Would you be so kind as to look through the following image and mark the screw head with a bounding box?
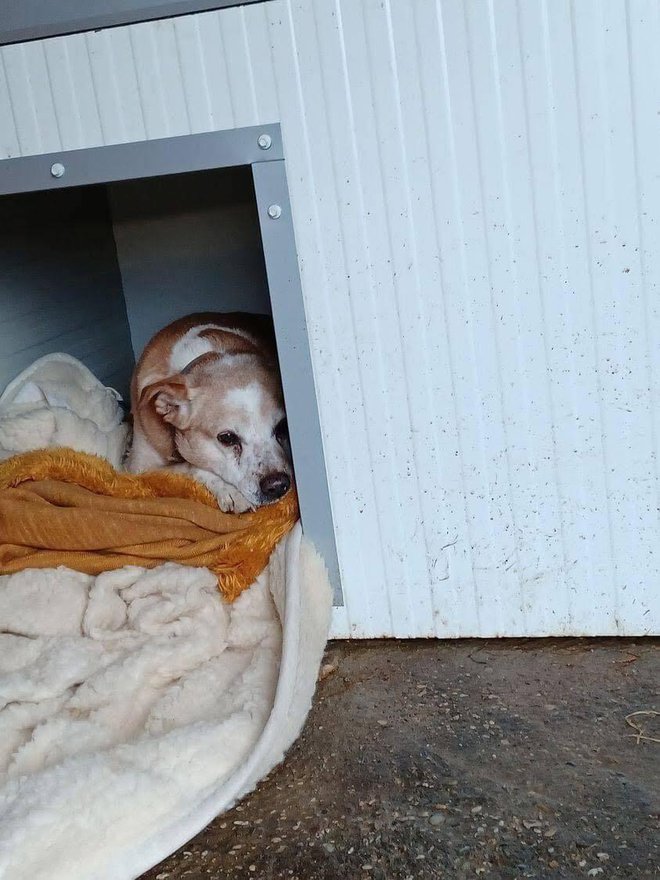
[267,204,282,219]
[50,162,65,178]
[257,133,272,150]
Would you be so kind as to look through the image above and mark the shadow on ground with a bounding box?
[141,639,658,879]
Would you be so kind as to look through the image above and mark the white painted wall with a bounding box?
[1,0,658,638]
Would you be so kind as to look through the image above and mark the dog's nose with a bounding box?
[259,472,291,501]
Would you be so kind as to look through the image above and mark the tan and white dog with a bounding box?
[126,312,292,512]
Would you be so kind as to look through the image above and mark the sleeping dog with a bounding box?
[126,313,292,512]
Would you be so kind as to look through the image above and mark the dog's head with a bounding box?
[140,351,292,508]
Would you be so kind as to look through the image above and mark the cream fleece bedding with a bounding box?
[0,355,332,880]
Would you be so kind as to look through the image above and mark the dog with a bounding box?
[125,312,293,513]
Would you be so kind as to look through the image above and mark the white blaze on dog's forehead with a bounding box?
[169,324,258,373]
[170,329,214,373]
[224,381,266,413]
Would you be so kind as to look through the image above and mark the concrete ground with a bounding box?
[142,639,658,880]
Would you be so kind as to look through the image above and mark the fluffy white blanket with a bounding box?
[0,356,332,880]
[0,353,129,468]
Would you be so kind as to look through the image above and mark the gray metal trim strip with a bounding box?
[252,160,343,604]
[0,126,283,195]
[0,0,265,47]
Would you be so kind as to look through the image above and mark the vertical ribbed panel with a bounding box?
[0,0,658,638]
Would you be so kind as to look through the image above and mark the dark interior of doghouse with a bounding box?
[0,166,270,399]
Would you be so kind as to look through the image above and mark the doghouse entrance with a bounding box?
[0,125,341,602]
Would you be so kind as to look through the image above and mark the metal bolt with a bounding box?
[257,133,272,150]
[267,204,282,220]
[50,162,65,178]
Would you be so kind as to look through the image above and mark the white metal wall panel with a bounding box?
[0,0,658,638]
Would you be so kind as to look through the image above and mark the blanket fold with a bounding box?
[0,448,299,602]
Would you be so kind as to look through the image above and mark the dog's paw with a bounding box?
[216,489,253,514]
[185,468,252,513]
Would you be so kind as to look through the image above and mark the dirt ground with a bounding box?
[141,639,658,880]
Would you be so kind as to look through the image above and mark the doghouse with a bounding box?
[0,0,658,639]
[0,126,342,608]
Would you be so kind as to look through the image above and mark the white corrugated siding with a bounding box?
[1,0,658,638]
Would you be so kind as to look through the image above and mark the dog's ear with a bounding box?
[139,377,193,429]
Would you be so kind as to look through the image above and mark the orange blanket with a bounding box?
[0,448,299,602]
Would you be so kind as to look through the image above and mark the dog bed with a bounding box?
[0,355,332,880]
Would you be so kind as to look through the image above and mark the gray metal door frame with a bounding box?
[0,124,342,602]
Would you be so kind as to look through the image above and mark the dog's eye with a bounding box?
[217,431,241,449]
[274,418,289,447]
